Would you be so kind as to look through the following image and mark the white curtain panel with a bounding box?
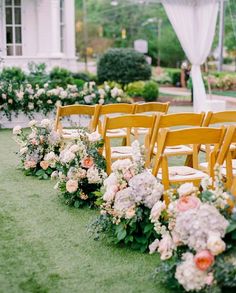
[161,0,219,112]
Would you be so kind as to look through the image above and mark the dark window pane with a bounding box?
[6,45,14,56]
[5,0,12,6]
[14,0,21,6]
[60,9,64,23]
[15,45,22,56]
[6,26,13,43]
[15,27,22,43]
[6,8,12,24]
[14,8,21,24]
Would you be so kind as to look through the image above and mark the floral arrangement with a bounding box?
[0,81,131,120]
[53,130,107,208]
[13,119,61,179]
[90,141,164,252]
[79,81,130,105]
[150,168,236,292]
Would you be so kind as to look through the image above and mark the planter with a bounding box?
[0,111,91,129]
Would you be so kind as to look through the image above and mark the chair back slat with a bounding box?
[134,102,170,114]
[203,111,236,126]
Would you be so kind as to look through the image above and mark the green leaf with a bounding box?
[116,225,127,241]
[143,223,153,234]
[226,222,236,234]
[231,230,236,240]
[74,200,82,208]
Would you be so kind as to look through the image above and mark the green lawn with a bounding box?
[0,129,171,293]
[212,90,236,98]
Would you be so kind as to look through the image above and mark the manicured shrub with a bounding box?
[27,62,49,87]
[142,81,159,102]
[125,81,146,97]
[49,67,74,88]
[0,67,26,83]
[72,72,91,82]
[97,48,151,85]
[165,68,181,86]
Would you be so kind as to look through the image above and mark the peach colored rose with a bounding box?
[194,250,214,271]
[81,157,94,168]
[24,160,37,169]
[207,232,226,255]
[40,160,49,170]
[125,206,136,219]
[177,195,201,212]
[66,179,78,193]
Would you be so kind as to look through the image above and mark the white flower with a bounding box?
[103,185,118,202]
[150,201,166,223]
[13,125,22,135]
[149,239,160,254]
[117,97,122,102]
[113,187,135,215]
[177,183,196,197]
[84,95,93,104]
[69,144,81,153]
[201,176,212,191]
[207,232,226,255]
[28,102,34,110]
[51,171,59,179]
[87,131,101,142]
[40,119,52,128]
[158,232,175,260]
[175,252,209,292]
[59,150,75,164]
[87,167,103,184]
[111,87,119,98]
[99,98,105,104]
[28,120,38,127]
[19,147,28,155]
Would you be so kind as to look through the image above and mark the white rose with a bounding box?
[99,98,104,104]
[87,131,101,142]
[84,95,93,104]
[28,120,38,127]
[40,119,51,128]
[207,232,226,255]
[103,185,117,202]
[13,125,22,135]
[19,147,28,155]
[117,97,121,102]
[177,182,195,197]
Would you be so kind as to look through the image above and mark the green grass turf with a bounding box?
[0,129,171,293]
[212,90,236,98]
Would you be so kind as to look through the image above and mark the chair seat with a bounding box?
[201,143,236,152]
[62,129,80,139]
[106,128,127,138]
[131,128,148,135]
[153,145,193,156]
[157,166,208,182]
[103,146,133,159]
[200,160,236,173]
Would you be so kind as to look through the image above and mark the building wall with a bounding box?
[0,0,77,71]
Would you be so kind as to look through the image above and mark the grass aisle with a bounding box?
[0,129,170,293]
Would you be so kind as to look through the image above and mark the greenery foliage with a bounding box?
[143,80,159,102]
[97,48,151,85]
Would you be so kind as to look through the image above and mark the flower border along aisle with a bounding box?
[53,130,107,208]
[150,168,236,293]
[90,141,164,252]
[13,119,61,179]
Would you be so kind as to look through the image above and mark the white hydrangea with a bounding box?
[175,252,209,292]
[173,203,229,252]
[87,166,103,184]
[129,171,163,208]
[113,187,135,215]
[59,150,76,164]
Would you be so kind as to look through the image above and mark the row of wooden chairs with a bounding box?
[54,103,236,193]
[54,102,170,141]
[101,111,236,193]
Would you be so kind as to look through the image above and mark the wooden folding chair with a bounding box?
[55,104,101,139]
[152,127,226,191]
[95,103,136,145]
[146,112,205,167]
[202,111,236,157]
[215,125,236,191]
[132,102,170,139]
[102,114,156,174]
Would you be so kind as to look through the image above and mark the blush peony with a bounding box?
[177,195,201,212]
[194,250,214,271]
[40,160,49,170]
[66,179,78,193]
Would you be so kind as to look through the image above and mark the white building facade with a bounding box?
[0,0,77,71]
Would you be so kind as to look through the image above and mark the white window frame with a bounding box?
[4,0,22,56]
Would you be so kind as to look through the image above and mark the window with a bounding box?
[5,0,22,56]
[60,0,64,53]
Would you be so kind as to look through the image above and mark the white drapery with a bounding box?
[161,0,219,112]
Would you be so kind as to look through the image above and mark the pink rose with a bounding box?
[81,157,94,169]
[158,233,174,260]
[40,160,49,170]
[205,273,214,285]
[177,195,201,212]
[24,160,37,170]
[123,170,133,181]
[194,250,214,271]
[66,179,78,193]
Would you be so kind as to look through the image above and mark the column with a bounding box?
[50,0,62,57]
[64,0,76,58]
